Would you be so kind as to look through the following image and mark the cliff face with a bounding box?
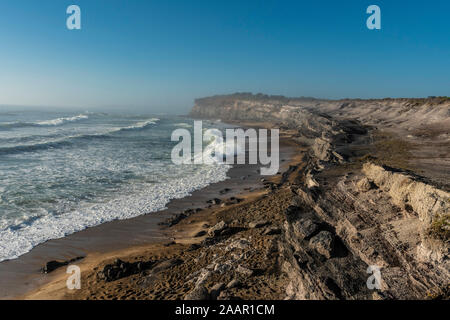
[190,94,450,299]
[190,94,450,188]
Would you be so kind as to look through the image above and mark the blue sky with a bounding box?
[0,0,448,113]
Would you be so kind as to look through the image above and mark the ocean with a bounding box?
[0,110,232,262]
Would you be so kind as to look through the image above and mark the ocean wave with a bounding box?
[0,163,230,262]
[35,114,89,126]
[114,118,160,132]
[0,134,106,155]
[0,114,89,130]
[0,119,160,155]
[193,128,242,164]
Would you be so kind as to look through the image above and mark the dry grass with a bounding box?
[428,213,450,242]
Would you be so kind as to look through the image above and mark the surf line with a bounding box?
[171,120,280,175]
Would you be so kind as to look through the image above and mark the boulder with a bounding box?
[236,265,254,276]
[226,279,241,289]
[41,256,84,274]
[184,285,209,300]
[249,220,269,229]
[357,177,373,192]
[263,226,281,235]
[293,218,318,239]
[214,262,232,274]
[309,231,335,258]
[208,221,228,237]
[209,283,226,300]
[225,239,251,251]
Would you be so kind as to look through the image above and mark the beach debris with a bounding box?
[309,231,335,258]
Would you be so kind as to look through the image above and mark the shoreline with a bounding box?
[1,123,300,300]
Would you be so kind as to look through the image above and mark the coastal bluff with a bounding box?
[190,93,449,299]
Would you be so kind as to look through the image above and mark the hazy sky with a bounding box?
[0,0,449,113]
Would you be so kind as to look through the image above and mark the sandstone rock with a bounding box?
[214,262,232,274]
[357,177,373,192]
[263,226,281,235]
[217,291,236,300]
[209,283,225,300]
[236,265,254,276]
[293,218,318,239]
[226,279,241,289]
[151,259,183,274]
[195,270,212,286]
[362,162,450,225]
[225,238,251,251]
[248,220,269,229]
[208,221,227,237]
[309,231,335,258]
[184,285,209,300]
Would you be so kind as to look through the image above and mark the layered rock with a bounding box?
[190,93,450,299]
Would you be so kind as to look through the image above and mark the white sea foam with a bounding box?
[0,115,234,262]
[112,118,160,132]
[196,128,243,164]
[0,163,229,262]
[173,122,193,128]
[35,114,89,126]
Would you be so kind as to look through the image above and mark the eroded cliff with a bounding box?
[190,93,450,299]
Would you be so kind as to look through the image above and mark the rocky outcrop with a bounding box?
[362,163,449,226]
[41,256,84,274]
[190,93,449,299]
